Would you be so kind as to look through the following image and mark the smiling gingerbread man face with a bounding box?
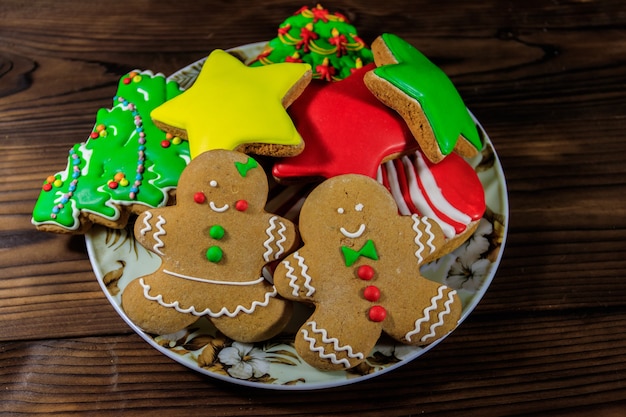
[122,150,297,342]
[273,174,463,371]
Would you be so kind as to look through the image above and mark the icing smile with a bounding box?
[340,224,366,238]
[209,201,229,212]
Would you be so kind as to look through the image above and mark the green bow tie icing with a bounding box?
[372,33,482,156]
[341,239,379,267]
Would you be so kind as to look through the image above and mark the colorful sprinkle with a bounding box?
[193,192,206,204]
[357,265,375,280]
[209,224,225,240]
[206,246,223,263]
[368,305,387,322]
[363,285,381,302]
[235,200,248,212]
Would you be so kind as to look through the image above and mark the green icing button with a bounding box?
[206,246,223,263]
[209,224,225,240]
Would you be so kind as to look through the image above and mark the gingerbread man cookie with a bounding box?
[273,174,463,371]
[122,150,298,342]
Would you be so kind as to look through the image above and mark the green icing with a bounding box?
[342,239,379,267]
[234,157,258,177]
[249,5,374,81]
[374,33,482,155]
[32,70,190,231]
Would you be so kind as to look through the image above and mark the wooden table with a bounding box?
[2,0,625,415]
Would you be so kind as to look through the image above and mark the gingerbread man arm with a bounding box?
[259,214,298,263]
[406,214,448,265]
[273,249,317,302]
[133,209,168,256]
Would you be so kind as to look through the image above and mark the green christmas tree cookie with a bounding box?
[32,70,190,233]
[249,4,374,81]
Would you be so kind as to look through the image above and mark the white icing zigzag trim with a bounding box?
[139,278,277,318]
[152,215,167,255]
[421,289,457,343]
[404,286,457,343]
[262,216,288,261]
[139,211,153,236]
[411,214,426,263]
[283,251,315,297]
[301,321,364,368]
[411,215,436,263]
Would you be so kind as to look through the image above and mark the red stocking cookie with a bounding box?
[273,174,463,370]
[122,150,298,342]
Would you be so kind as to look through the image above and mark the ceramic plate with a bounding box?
[85,42,509,390]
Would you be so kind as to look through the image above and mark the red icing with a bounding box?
[311,5,331,23]
[193,192,206,204]
[423,152,485,222]
[42,183,52,192]
[368,305,387,322]
[357,265,375,280]
[363,285,381,302]
[235,199,248,212]
[379,150,485,234]
[272,63,418,181]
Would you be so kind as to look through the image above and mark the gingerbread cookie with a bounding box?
[272,63,418,183]
[151,49,312,159]
[273,174,463,371]
[364,33,482,163]
[121,150,298,341]
[249,4,373,81]
[32,70,189,234]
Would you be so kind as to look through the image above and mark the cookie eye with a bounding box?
[209,180,218,188]
[337,207,345,214]
[355,203,364,212]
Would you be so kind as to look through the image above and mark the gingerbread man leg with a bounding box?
[384,277,462,346]
[294,306,382,371]
[122,274,198,335]
[209,288,293,343]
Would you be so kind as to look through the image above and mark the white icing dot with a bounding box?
[337,207,345,214]
[209,180,218,187]
[355,203,364,212]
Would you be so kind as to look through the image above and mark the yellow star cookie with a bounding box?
[151,49,312,158]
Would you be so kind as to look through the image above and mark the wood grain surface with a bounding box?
[1,0,625,415]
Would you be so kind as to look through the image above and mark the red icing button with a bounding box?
[235,199,248,211]
[357,265,375,280]
[369,305,386,322]
[89,131,99,139]
[42,183,52,192]
[193,192,206,204]
[161,139,171,148]
[363,285,381,302]
[108,181,119,189]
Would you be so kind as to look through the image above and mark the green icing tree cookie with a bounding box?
[32,70,190,233]
[249,4,374,81]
